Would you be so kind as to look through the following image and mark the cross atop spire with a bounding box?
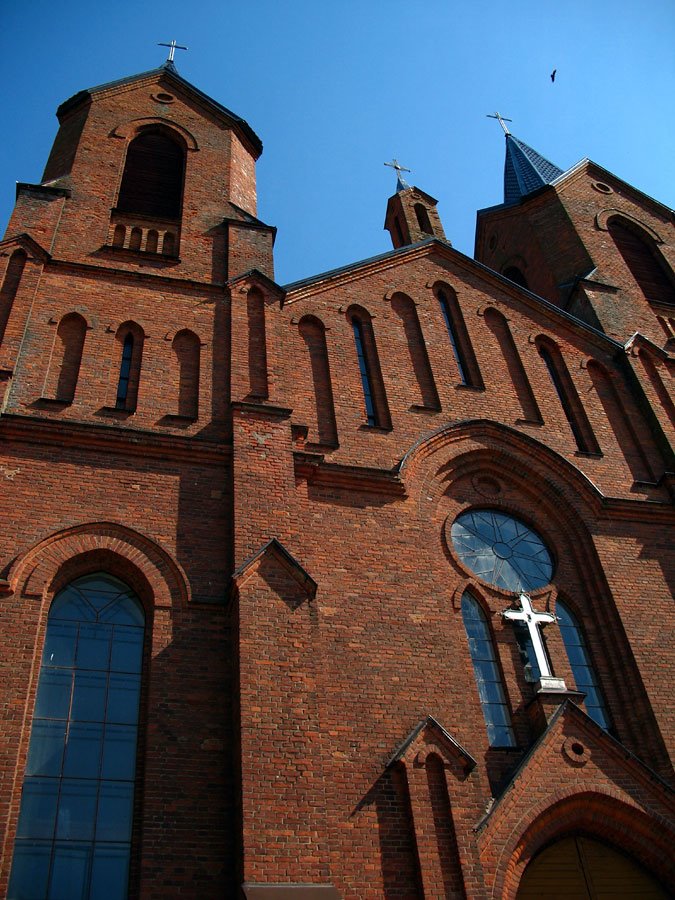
[158,40,188,64]
[487,111,513,136]
[384,158,411,192]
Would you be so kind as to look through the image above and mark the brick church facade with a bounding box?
[0,61,673,898]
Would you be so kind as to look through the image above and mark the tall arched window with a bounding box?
[8,573,145,900]
[391,293,440,410]
[608,217,675,306]
[557,599,610,729]
[114,323,144,412]
[44,313,87,404]
[348,308,391,429]
[172,329,200,419]
[436,286,483,388]
[461,592,516,747]
[117,130,185,220]
[537,338,600,454]
[414,203,433,236]
[299,315,338,446]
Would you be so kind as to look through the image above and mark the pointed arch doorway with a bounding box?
[517,835,668,898]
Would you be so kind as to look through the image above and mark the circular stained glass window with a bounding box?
[450,509,553,592]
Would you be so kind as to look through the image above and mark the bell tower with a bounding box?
[383,160,447,249]
[5,59,275,284]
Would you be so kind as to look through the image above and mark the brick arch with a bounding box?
[400,419,603,521]
[595,208,663,243]
[492,789,675,898]
[112,116,199,151]
[8,521,190,608]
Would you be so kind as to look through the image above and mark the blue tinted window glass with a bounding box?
[63,723,104,778]
[557,600,610,730]
[451,509,553,592]
[110,628,143,674]
[96,782,134,842]
[10,573,144,899]
[48,843,90,899]
[26,721,66,777]
[34,671,72,719]
[76,624,112,670]
[107,674,141,724]
[56,780,98,840]
[7,841,51,899]
[90,845,131,900]
[71,671,107,722]
[42,623,78,668]
[101,725,137,780]
[16,779,59,839]
[461,592,516,747]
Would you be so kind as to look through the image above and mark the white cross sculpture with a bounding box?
[503,593,567,690]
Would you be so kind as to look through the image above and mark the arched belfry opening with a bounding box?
[117,128,185,220]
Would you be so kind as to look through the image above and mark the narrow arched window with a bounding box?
[436,286,482,388]
[117,130,185,220]
[172,329,200,419]
[247,288,269,399]
[116,333,134,409]
[587,361,654,483]
[352,318,376,425]
[299,315,338,446]
[114,324,144,413]
[128,227,142,251]
[557,599,610,729]
[145,230,158,254]
[461,592,515,747]
[391,293,440,410]
[537,339,599,454]
[0,248,27,343]
[484,308,542,423]
[608,218,675,306]
[8,573,145,900]
[45,313,87,403]
[414,203,433,236]
[348,309,391,429]
[112,225,126,248]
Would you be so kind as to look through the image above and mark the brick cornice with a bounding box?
[0,414,231,465]
[293,452,406,497]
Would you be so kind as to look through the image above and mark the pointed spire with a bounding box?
[504,134,564,204]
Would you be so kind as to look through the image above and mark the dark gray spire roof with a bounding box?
[504,134,564,204]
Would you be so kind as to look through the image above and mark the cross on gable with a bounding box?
[503,593,555,678]
[158,40,188,63]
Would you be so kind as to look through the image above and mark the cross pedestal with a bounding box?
[503,593,568,692]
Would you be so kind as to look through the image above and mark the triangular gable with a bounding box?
[227,269,286,305]
[476,701,675,896]
[0,233,51,262]
[232,537,317,600]
[56,62,262,158]
[387,714,477,775]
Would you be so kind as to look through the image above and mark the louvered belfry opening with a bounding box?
[608,218,675,306]
[117,129,185,220]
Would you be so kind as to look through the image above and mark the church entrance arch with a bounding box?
[517,835,668,899]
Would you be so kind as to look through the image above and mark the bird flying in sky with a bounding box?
[551,69,557,82]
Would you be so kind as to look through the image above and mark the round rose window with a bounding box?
[450,509,553,592]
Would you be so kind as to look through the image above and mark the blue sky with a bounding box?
[1,0,674,285]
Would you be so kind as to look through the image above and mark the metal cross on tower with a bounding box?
[503,593,555,679]
[487,111,513,136]
[158,40,189,63]
[384,159,411,189]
